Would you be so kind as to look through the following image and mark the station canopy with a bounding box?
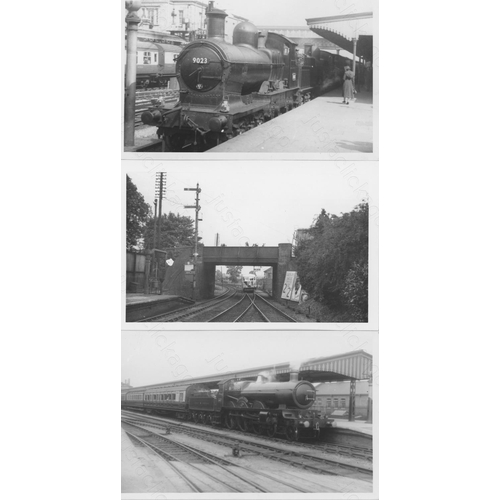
[127,350,373,391]
[306,12,374,62]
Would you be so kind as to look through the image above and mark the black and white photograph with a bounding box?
[122,0,377,157]
[124,162,378,326]
[121,330,377,496]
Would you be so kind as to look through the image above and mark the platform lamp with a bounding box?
[124,1,142,148]
[184,184,202,299]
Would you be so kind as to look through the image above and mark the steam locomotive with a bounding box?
[121,371,335,441]
[141,6,345,151]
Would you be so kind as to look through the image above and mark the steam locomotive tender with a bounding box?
[121,371,334,441]
[141,7,336,151]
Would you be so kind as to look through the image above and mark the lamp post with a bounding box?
[124,1,142,148]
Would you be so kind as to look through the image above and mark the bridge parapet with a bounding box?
[202,246,280,265]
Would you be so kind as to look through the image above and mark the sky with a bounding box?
[213,0,374,26]
[126,161,377,249]
[122,330,375,387]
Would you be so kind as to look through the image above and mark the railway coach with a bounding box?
[134,41,183,89]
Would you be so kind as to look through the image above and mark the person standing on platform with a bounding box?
[342,65,355,104]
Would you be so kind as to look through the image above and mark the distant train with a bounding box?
[241,273,257,292]
[122,371,335,441]
[141,6,350,151]
[134,41,183,89]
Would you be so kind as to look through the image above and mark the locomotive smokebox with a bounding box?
[233,21,259,48]
[206,8,227,40]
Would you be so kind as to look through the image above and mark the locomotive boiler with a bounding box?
[228,372,316,409]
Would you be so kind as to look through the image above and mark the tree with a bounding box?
[143,212,195,250]
[126,175,150,250]
[295,202,368,320]
[226,266,243,283]
[342,262,368,321]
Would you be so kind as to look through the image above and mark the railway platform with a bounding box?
[334,419,373,436]
[209,88,375,155]
[126,293,194,322]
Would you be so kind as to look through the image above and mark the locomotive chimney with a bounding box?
[206,7,227,40]
[290,371,299,382]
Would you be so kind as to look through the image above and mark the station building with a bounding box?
[312,381,370,420]
[135,0,248,43]
[122,379,133,390]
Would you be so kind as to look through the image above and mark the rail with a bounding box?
[122,411,373,479]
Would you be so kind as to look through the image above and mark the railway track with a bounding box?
[122,409,372,461]
[122,411,373,480]
[208,292,298,323]
[139,285,237,322]
[122,419,317,493]
[139,287,301,323]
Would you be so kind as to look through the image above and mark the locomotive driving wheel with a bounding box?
[251,401,265,435]
[266,417,277,438]
[285,422,299,442]
[237,398,249,432]
[225,402,236,430]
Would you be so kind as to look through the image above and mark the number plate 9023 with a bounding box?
[193,57,209,64]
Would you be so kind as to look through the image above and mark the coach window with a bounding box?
[326,398,332,408]
[333,398,338,408]
[144,52,151,64]
[340,398,346,408]
[179,393,184,402]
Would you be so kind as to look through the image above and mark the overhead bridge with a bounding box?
[197,243,294,299]
[202,246,281,265]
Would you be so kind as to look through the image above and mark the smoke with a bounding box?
[256,369,276,383]
[288,358,305,372]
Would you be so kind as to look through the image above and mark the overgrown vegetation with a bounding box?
[295,202,369,322]
[126,175,150,250]
[126,176,196,251]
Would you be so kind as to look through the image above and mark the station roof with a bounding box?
[124,350,373,392]
[306,12,373,61]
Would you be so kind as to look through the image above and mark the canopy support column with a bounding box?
[348,380,356,422]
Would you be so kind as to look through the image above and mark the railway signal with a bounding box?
[184,184,202,298]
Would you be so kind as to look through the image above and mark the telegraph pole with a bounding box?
[124,1,142,147]
[184,184,202,298]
